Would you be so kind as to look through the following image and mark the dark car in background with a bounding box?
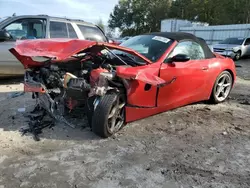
[0,15,109,77]
[116,36,132,44]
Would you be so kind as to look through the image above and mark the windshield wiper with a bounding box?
[104,47,128,65]
[117,53,137,62]
[118,53,147,65]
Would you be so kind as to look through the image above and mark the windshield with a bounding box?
[119,35,174,62]
[219,38,244,45]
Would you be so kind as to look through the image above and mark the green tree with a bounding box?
[109,0,250,36]
[169,0,250,25]
[108,0,171,36]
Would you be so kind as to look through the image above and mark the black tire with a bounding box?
[234,51,241,61]
[210,71,233,104]
[92,93,125,138]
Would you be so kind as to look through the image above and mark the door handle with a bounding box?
[201,66,209,70]
[158,77,177,88]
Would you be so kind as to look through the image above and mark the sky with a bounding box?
[0,0,119,25]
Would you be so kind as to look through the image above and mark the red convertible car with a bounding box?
[10,32,236,138]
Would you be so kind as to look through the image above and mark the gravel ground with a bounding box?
[235,58,250,80]
[0,60,250,188]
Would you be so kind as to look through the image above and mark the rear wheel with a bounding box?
[92,93,125,138]
[210,71,233,104]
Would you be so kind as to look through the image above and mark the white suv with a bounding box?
[0,15,108,77]
[213,37,250,61]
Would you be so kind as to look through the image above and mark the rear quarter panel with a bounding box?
[205,54,236,99]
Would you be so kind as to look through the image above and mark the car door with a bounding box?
[243,38,250,55]
[0,18,46,76]
[157,40,210,108]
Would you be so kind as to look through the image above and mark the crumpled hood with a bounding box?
[9,39,152,68]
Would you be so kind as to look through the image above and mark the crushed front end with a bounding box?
[10,39,164,138]
[22,55,125,130]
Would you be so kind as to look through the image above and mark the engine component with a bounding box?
[47,88,61,94]
[67,78,91,91]
[100,72,116,81]
[90,68,109,86]
[64,72,77,88]
[40,67,63,88]
[66,97,78,111]
[50,64,59,71]
[88,72,115,97]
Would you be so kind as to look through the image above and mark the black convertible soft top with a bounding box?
[148,32,215,59]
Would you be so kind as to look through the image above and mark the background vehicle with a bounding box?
[0,15,108,77]
[107,37,121,45]
[116,36,132,44]
[213,37,250,61]
[10,32,236,138]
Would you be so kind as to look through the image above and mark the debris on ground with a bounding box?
[234,126,243,131]
[19,106,55,141]
[222,131,228,135]
[18,104,84,141]
[17,108,26,113]
[240,99,250,105]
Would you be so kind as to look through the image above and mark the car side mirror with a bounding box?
[170,54,190,63]
[0,30,12,41]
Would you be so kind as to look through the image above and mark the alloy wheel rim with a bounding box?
[215,74,232,102]
[107,96,125,134]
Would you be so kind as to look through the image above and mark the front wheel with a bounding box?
[92,93,126,138]
[210,71,233,104]
[234,51,241,61]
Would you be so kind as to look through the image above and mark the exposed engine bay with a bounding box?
[23,49,135,130]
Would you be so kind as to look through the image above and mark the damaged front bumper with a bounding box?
[215,50,235,59]
[24,71,76,128]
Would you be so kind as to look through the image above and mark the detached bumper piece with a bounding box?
[24,71,46,93]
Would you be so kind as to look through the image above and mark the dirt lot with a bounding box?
[0,59,250,188]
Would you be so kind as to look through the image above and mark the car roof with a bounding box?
[149,32,198,42]
[0,15,96,27]
[225,37,245,39]
[147,32,215,59]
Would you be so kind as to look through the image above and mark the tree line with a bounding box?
[108,0,250,36]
